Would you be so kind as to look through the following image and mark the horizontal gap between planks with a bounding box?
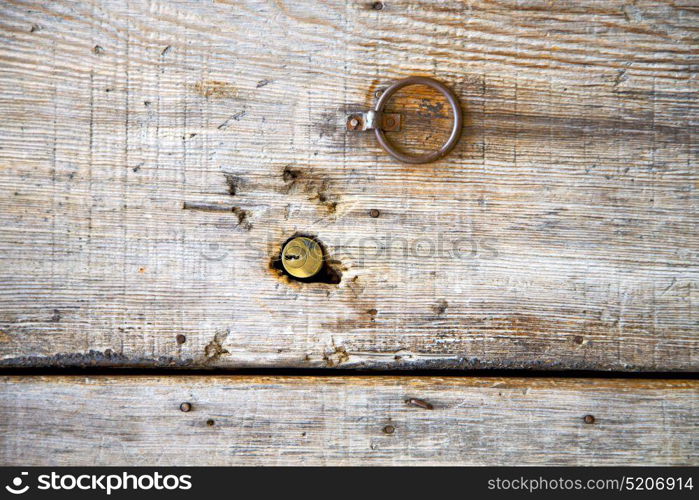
[0,366,697,379]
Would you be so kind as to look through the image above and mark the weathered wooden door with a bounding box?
[0,0,697,465]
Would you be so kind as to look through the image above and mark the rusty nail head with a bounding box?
[385,116,395,127]
[372,2,384,10]
[206,419,215,426]
[180,402,192,412]
[383,424,395,434]
[176,334,186,345]
[583,414,595,424]
[347,116,363,130]
[369,209,380,218]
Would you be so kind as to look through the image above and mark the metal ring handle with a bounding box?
[374,76,463,164]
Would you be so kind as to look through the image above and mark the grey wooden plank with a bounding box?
[0,0,696,370]
[0,376,696,466]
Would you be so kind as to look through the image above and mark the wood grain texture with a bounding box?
[0,376,696,466]
[0,0,697,370]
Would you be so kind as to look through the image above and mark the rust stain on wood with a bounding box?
[192,80,239,99]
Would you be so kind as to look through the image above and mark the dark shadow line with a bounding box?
[0,367,696,379]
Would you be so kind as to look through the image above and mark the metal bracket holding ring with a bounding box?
[347,76,463,164]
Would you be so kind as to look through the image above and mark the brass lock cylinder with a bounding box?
[281,237,324,279]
